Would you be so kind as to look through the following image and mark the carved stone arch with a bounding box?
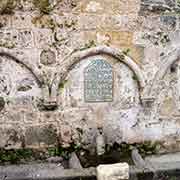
[0,49,52,110]
[0,49,44,86]
[148,47,180,99]
[54,45,146,101]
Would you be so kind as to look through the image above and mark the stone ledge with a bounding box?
[1,161,180,180]
[0,163,96,180]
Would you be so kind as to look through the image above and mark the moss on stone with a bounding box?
[141,31,170,46]
[33,0,52,14]
[0,0,17,14]
[0,145,81,164]
[25,124,57,146]
[47,143,82,160]
[0,41,15,49]
[79,40,96,51]
[32,15,56,30]
[0,141,161,165]
[106,141,161,158]
[132,74,138,81]
[116,53,125,61]
[0,97,5,111]
[59,80,68,92]
[177,0,180,5]
[122,48,131,56]
[64,19,77,29]
[0,149,33,164]
[0,147,62,164]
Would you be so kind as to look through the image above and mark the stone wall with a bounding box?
[0,0,180,153]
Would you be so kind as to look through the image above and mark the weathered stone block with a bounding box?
[0,15,11,28]
[32,14,56,29]
[15,29,34,48]
[59,125,72,147]
[160,16,176,31]
[0,97,5,111]
[101,15,130,30]
[25,124,57,148]
[140,0,175,15]
[54,0,79,13]
[160,97,176,116]
[24,111,39,123]
[69,152,83,169]
[0,126,23,149]
[0,29,15,48]
[112,0,140,15]
[78,14,102,30]
[0,0,17,14]
[12,12,34,29]
[4,111,23,123]
[40,111,57,122]
[82,1,104,13]
[34,29,53,48]
[80,0,140,15]
[97,163,129,180]
[112,31,134,46]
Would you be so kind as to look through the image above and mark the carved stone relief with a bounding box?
[40,49,56,66]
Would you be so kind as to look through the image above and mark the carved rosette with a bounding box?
[40,50,56,66]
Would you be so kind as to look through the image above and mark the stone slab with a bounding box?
[0,163,96,180]
[145,152,180,164]
[97,163,129,180]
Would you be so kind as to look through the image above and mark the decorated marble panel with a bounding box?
[84,59,113,102]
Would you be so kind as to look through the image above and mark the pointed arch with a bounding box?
[54,45,146,100]
[0,48,44,86]
[148,47,180,98]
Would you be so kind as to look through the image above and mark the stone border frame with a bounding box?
[53,45,146,102]
[148,47,180,99]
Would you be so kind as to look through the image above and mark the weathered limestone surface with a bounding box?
[0,163,96,180]
[0,0,180,153]
[97,163,129,180]
[69,152,83,169]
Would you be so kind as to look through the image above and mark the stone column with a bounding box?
[97,163,129,180]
